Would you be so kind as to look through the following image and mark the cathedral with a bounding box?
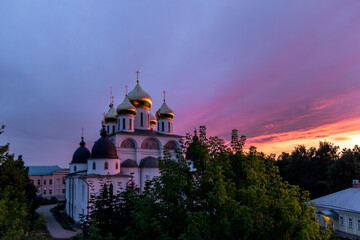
[65,73,182,222]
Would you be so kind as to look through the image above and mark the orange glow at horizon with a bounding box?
[246,118,360,156]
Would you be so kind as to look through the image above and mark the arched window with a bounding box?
[141,112,143,126]
[115,162,119,169]
[107,125,109,133]
[92,162,96,170]
[112,125,115,134]
[74,165,77,172]
[141,138,159,149]
[165,141,177,150]
[104,161,109,170]
[118,119,120,130]
[120,139,136,148]
[122,118,125,130]
[162,122,164,131]
[148,114,150,127]
[157,122,159,131]
[168,122,171,132]
[129,119,132,130]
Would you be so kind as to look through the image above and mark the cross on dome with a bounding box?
[81,128,84,139]
[136,70,140,83]
[163,90,166,102]
[125,85,128,96]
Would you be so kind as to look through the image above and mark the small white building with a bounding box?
[65,75,182,222]
[311,180,360,239]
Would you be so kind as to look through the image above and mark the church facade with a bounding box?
[65,74,182,222]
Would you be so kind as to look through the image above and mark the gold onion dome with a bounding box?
[127,82,152,109]
[150,113,157,125]
[156,101,174,120]
[116,96,137,116]
[105,103,118,123]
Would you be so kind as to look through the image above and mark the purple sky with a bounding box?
[1,1,360,168]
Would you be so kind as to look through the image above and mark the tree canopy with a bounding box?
[79,126,328,240]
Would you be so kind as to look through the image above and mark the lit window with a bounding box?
[104,162,109,170]
[340,216,344,225]
[349,218,353,228]
[93,162,96,170]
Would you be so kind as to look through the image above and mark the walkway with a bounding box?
[37,204,80,239]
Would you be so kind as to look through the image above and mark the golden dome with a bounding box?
[156,101,174,120]
[150,113,157,125]
[105,103,118,123]
[116,96,137,116]
[127,82,152,109]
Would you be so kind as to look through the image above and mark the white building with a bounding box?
[311,180,360,239]
[65,75,182,222]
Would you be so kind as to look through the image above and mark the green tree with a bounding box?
[0,125,38,239]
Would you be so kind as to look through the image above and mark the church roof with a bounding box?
[121,159,138,168]
[109,129,182,138]
[28,166,63,176]
[72,138,90,164]
[156,101,174,120]
[105,103,118,122]
[116,95,137,116]
[127,82,152,109]
[139,156,159,168]
[310,188,360,213]
[90,127,118,159]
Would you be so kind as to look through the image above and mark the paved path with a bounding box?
[37,204,80,239]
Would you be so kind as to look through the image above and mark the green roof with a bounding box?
[28,166,63,176]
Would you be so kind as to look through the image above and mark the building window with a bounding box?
[107,125,109,133]
[118,119,120,130]
[74,165,77,171]
[168,122,170,132]
[116,162,119,169]
[357,220,360,229]
[62,178,65,184]
[141,112,143,126]
[122,118,125,130]
[62,188,65,194]
[340,216,344,225]
[157,122,159,131]
[37,179,40,185]
[129,119,132,130]
[49,189,52,195]
[92,162,96,170]
[49,179,52,185]
[57,188,60,195]
[349,218,353,228]
[104,161,109,170]
[162,122,164,131]
[44,180,46,185]
[43,189,46,195]
[112,125,115,133]
[57,179,60,185]
[148,114,150,127]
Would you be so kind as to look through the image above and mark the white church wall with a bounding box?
[87,159,120,175]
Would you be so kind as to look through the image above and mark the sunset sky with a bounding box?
[1,1,360,167]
